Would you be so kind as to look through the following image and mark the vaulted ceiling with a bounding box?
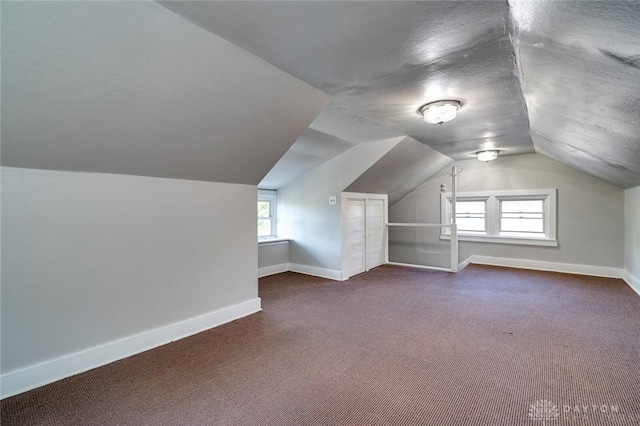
[1,1,330,184]
[2,1,639,193]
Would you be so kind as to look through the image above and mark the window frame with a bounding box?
[441,188,557,247]
[451,197,489,234]
[258,189,277,241]
[498,198,545,236]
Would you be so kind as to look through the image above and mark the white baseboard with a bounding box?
[258,263,290,278]
[386,261,452,273]
[0,298,261,400]
[289,263,345,281]
[466,255,625,279]
[258,262,344,281]
[623,271,640,297]
[458,257,472,272]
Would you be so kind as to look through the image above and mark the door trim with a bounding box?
[340,192,388,280]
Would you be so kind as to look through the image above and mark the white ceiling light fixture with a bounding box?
[476,150,499,162]
[419,100,461,125]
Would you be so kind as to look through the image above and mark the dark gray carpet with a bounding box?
[2,265,640,425]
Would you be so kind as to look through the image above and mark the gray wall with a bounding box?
[1,167,258,373]
[626,186,640,282]
[279,137,402,274]
[258,242,290,269]
[345,137,453,206]
[2,1,330,185]
[389,154,625,268]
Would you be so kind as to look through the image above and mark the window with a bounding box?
[441,189,557,246]
[500,199,544,237]
[258,190,277,240]
[455,200,487,234]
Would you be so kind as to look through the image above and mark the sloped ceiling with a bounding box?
[2,1,639,190]
[260,128,356,190]
[510,0,640,188]
[1,1,330,184]
[159,0,534,168]
[160,0,639,190]
[346,137,453,206]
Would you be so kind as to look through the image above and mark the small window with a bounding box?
[257,200,272,237]
[455,200,486,233]
[258,190,277,240]
[500,199,544,237]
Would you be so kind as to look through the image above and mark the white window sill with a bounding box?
[441,234,558,247]
[258,238,290,246]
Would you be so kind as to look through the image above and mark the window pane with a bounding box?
[257,201,271,218]
[456,201,485,214]
[455,201,486,232]
[501,219,544,233]
[501,200,543,213]
[258,219,272,236]
[500,200,544,234]
[457,217,486,232]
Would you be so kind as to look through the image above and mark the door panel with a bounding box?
[347,200,366,276]
[366,199,385,270]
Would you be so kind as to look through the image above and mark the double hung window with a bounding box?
[258,190,277,240]
[441,189,557,246]
[455,200,487,234]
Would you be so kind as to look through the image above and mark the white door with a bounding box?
[366,199,385,270]
[346,199,366,277]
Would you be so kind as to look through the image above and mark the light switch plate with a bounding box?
[329,196,337,205]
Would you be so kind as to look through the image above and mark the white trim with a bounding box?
[258,189,277,240]
[458,256,472,272]
[386,261,452,273]
[289,263,345,281]
[258,259,352,281]
[623,271,640,297]
[341,191,388,200]
[441,234,558,247]
[450,188,558,198]
[0,298,261,399]
[258,263,290,278]
[387,223,450,228]
[340,192,389,280]
[257,238,290,246]
[465,255,624,279]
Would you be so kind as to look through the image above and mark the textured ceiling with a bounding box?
[260,128,356,190]
[160,0,639,189]
[160,0,535,188]
[2,1,639,190]
[346,137,453,206]
[510,0,640,188]
[1,1,330,184]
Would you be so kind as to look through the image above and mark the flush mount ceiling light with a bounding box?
[476,150,499,162]
[419,100,461,124]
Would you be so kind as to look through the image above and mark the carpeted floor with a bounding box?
[2,264,640,425]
